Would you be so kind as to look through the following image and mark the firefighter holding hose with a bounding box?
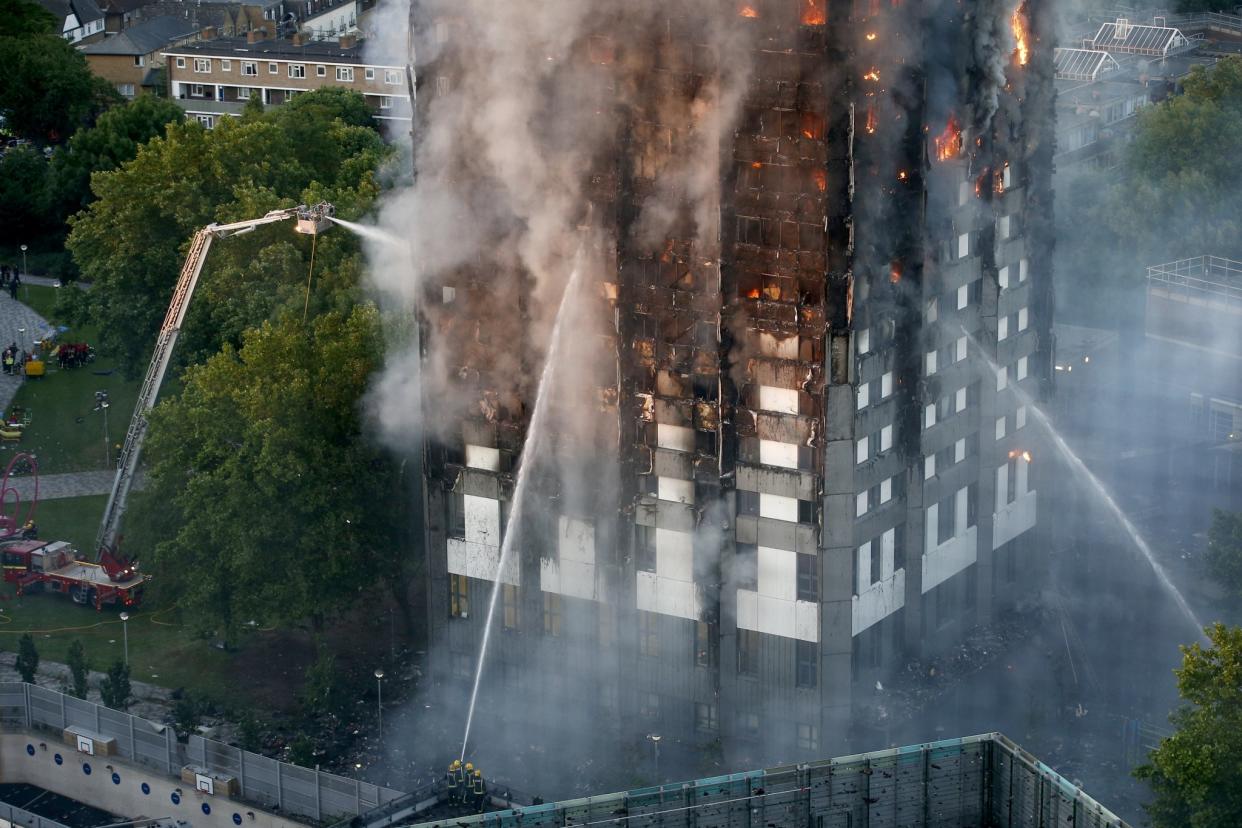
[470,768,486,812]
[447,760,463,803]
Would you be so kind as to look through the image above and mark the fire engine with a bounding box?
[2,540,145,608]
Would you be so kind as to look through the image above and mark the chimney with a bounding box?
[291,31,305,45]
[200,25,217,40]
[246,28,267,43]
[338,33,357,49]
[1153,15,1166,27]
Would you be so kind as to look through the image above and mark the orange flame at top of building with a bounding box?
[801,0,826,25]
[739,3,759,18]
[933,114,962,161]
[1011,6,1029,66]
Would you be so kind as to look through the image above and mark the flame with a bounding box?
[889,261,902,283]
[933,114,962,161]
[800,112,824,140]
[1011,6,1029,66]
[751,161,762,169]
[1022,450,1032,463]
[897,169,908,181]
[865,106,877,134]
[864,68,880,82]
[739,3,759,18]
[801,0,826,25]
[865,31,877,41]
[747,288,761,299]
[812,169,827,192]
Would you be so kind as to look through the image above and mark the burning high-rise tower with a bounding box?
[390,0,1054,792]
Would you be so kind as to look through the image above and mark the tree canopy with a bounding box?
[1108,56,1242,263]
[0,33,119,143]
[134,305,408,642]
[0,0,57,37]
[67,88,388,372]
[1205,510,1242,605]
[48,94,185,218]
[1137,623,1242,827]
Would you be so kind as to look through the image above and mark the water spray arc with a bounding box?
[328,216,407,249]
[959,327,1208,643]
[460,248,589,762]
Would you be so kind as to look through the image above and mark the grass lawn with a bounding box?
[33,494,107,556]
[5,286,140,474]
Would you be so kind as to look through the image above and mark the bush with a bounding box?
[98,659,131,709]
[16,634,38,683]
[65,640,88,698]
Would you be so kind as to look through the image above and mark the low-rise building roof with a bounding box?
[80,15,197,55]
[1054,47,1120,81]
[163,35,395,66]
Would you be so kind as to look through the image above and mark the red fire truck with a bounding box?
[2,540,145,608]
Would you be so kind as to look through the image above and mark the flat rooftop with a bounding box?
[400,733,1131,828]
[162,36,399,67]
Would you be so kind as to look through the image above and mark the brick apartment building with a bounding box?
[163,30,410,129]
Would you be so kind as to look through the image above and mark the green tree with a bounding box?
[300,648,348,719]
[235,710,264,752]
[287,734,316,768]
[48,95,185,219]
[65,640,89,699]
[15,634,38,683]
[1205,510,1242,603]
[66,88,387,372]
[172,693,202,740]
[0,0,57,37]
[99,660,132,709]
[1137,623,1242,827]
[140,305,407,640]
[1108,57,1242,263]
[0,35,120,143]
[0,146,52,243]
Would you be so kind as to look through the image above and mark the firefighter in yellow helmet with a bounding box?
[471,768,486,811]
[446,760,462,803]
[461,762,474,803]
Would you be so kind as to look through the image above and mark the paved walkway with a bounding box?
[0,291,56,415]
[4,470,124,501]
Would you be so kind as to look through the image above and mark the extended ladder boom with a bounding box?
[95,204,335,557]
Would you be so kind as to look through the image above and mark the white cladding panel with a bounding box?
[760,440,799,469]
[760,493,799,522]
[922,526,978,593]
[852,569,905,634]
[636,529,700,620]
[994,489,1038,549]
[465,444,500,471]
[736,587,819,642]
[758,385,799,415]
[658,476,695,505]
[464,494,501,546]
[757,546,796,601]
[447,539,520,585]
[657,424,695,452]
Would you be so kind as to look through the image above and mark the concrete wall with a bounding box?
[0,734,306,828]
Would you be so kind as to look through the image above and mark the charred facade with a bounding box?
[410,0,1055,784]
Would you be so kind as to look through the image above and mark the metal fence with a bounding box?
[0,798,74,828]
[408,733,1130,828]
[0,683,405,825]
[1147,256,1242,307]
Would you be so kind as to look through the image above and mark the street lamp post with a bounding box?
[647,734,661,782]
[374,668,384,738]
[94,391,110,467]
[119,612,129,665]
[19,245,27,280]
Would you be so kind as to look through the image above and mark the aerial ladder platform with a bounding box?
[94,203,336,567]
